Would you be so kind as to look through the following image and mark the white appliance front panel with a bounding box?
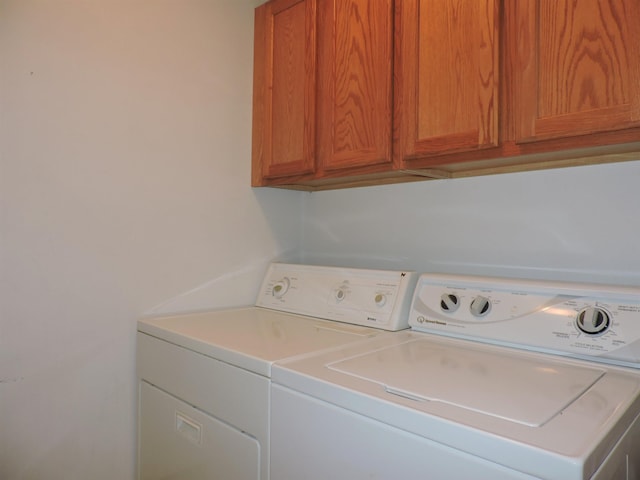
[256,263,417,330]
[328,338,606,426]
[139,381,260,480]
[273,331,640,480]
[138,307,386,376]
[270,384,538,480]
[408,273,640,366]
[137,263,416,480]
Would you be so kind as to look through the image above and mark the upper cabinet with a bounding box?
[252,0,640,190]
[394,0,500,161]
[253,0,395,188]
[318,0,394,173]
[252,0,317,184]
[509,0,640,145]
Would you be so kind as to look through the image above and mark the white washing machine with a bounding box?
[136,263,417,480]
[271,273,640,480]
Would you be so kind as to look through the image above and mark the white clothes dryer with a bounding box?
[271,273,640,480]
[136,263,417,480]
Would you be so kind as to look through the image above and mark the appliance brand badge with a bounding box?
[417,316,446,326]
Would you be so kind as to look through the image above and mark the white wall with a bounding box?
[0,1,302,479]
[301,161,640,286]
[2,1,639,479]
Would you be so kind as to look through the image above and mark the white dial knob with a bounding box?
[272,278,290,298]
[374,293,387,307]
[440,293,460,312]
[470,296,491,317]
[577,307,610,334]
[334,287,347,302]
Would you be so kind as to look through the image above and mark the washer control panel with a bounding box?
[257,263,418,331]
[409,273,640,366]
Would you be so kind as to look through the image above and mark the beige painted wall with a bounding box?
[3,1,639,479]
[0,1,301,478]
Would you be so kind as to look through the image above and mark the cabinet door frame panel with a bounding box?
[253,0,317,183]
[318,0,394,172]
[511,0,640,144]
[394,0,500,165]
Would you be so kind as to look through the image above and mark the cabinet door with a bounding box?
[252,0,316,185]
[510,0,640,143]
[317,0,394,172]
[394,0,500,164]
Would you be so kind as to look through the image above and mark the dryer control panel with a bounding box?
[257,263,417,331]
[409,273,640,367]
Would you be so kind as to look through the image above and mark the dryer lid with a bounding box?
[139,307,383,377]
[328,338,606,426]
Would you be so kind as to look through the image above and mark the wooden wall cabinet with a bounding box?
[252,0,317,184]
[510,0,640,145]
[252,0,640,190]
[398,0,640,178]
[252,0,396,188]
[394,0,500,161]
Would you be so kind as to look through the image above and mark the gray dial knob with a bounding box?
[470,296,491,317]
[440,293,460,312]
[577,307,610,334]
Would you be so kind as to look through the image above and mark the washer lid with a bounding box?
[328,338,606,426]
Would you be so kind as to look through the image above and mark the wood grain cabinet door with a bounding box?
[394,0,500,164]
[510,0,640,144]
[252,0,317,185]
[317,0,394,173]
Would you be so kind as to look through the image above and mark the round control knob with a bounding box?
[440,293,460,312]
[470,296,491,317]
[576,307,610,335]
[374,293,387,307]
[334,287,347,302]
[272,278,290,298]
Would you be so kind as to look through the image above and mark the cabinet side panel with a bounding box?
[252,4,268,186]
